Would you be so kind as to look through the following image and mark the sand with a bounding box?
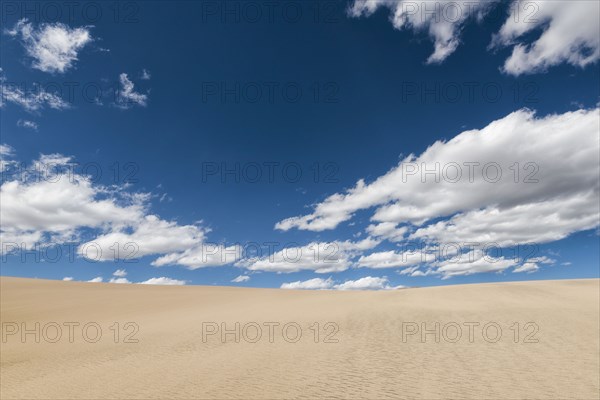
[1,277,598,399]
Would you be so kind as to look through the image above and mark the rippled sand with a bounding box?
[1,277,598,399]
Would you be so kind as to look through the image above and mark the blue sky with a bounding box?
[1,0,599,289]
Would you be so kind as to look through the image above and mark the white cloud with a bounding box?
[281,277,334,290]
[238,238,379,274]
[5,19,92,74]
[0,144,16,173]
[357,248,436,269]
[280,276,402,290]
[410,192,599,247]
[231,275,250,283]
[1,156,146,250]
[348,0,494,64]
[366,222,407,242]
[0,149,235,270]
[152,244,243,269]
[62,276,74,281]
[348,1,599,74]
[138,277,186,285]
[492,1,600,75]
[79,215,207,261]
[334,276,402,290]
[432,249,518,279]
[0,144,14,157]
[277,108,599,249]
[1,69,69,112]
[112,269,127,277]
[90,275,185,285]
[141,69,151,80]
[116,73,148,109]
[109,277,131,284]
[513,262,539,273]
[512,256,555,274]
[17,119,38,131]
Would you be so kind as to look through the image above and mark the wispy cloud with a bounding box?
[231,275,250,283]
[17,119,38,131]
[116,73,148,109]
[0,69,69,112]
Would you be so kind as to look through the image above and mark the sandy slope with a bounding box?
[1,277,598,399]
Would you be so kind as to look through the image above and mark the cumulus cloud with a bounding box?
[109,277,131,284]
[231,275,250,283]
[139,277,186,285]
[348,0,495,64]
[93,275,185,285]
[62,276,74,281]
[512,256,555,274]
[281,277,334,290]
[238,238,379,274]
[358,248,436,269]
[0,148,237,270]
[116,73,148,109]
[277,108,599,246]
[512,262,539,273]
[362,246,555,279]
[1,154,145,250]
[5,19,92,73]
[348,1,599,74]
[432,249,518,278]
[17,119,38,131]
[366,222,408,242]
[334,276,402,290]
[112,269,127,277]
[152,244,243,269]
[79,215,207,261]
[280,276,403,290]
[492,1,600,75]
[1,173,144,249]
[277,107,598,278]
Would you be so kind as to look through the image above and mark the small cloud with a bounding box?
[87,277,103,283]
[513,263,539,274]
[138,277,186,285]
[116,73,148,109]
[17,119,38,131]
[0,144,15,157]
[62,277,74,281]
[109,277,131,284]
[231,275,250,283]
[334,276,403,291]
[5,19,92,74]
[141,69,151,80]
[281,277,334,290]
[113,269,127,277]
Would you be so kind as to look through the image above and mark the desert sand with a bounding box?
[1,277,598,399]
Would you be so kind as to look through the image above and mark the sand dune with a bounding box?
[1,277,598,399]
